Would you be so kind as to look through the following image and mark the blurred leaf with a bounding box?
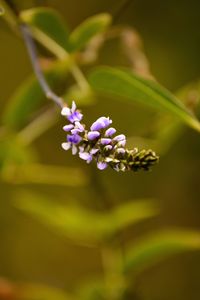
[64,84,96,106]
[176,79,200,112]
[123,229,200,274]
[150,79,200,154]
[2,60,69,129]
[110,199,159,233]
[4,163,88,186]
[0,0,18,32]
[77,279,105,300]
[89,67,200,133]
[20,283,74,300]
[15,194,158,245]
[68,13,112,52]
[20,7,70,57]
[0,136,36,172]
[16,108,59,146]
[0,3,4,16]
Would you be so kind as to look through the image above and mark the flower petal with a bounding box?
[63,124,74,132]
[79,152,92,161]
[68,111,83,123]
[67,134,82,144]
[105,127,116,137]
[113,134,126,142]
[90,148,99,155]
[75,121,85,132]
[97,161,108,170]
[90,117,112,131]
[61,106,70,116]
[100,138,112,145]
[71,101,76,112]
[72,144,78,155]
[61,142,71,151]
[87,131,100,140]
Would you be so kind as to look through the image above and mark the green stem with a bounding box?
[90,169,126,299]
[101,245,126,300]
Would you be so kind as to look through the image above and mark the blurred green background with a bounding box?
[0,0,200,299]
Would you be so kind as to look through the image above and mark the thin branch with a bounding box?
[20,23,65,108]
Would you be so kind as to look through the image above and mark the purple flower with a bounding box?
[61,142,78,155]
[100,138,112,145]
[63,124,74,132]
[90,117,112,131]
[113,134,126,147]
[61,106,71,116]
[61,101,83,123]
[61,101,158,172]
[61,142,71,151]
[105,127,116,137]
[71,122,85,134]
[104,145,113,151]
[97,161,108,170]
[68,112,83,123]
[75,121,84,131]
[67,134,82,144]
[79,152,93,163]
[90,148,99,155]
[113,134,126,142]
[87,131,100,140]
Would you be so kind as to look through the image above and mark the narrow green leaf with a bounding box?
[111,200,159,233]
[20,7,70,58]
[2,60,69,129]
[21,283,74,300]
[0,137,36,172]
[152,79,200,154]
[123,229,200,274]
[88,67,200,132]
[176,79,200,115]
[68,13,112,52]
[15,193,103,245]
[15,194,158,245]
[5,163,88,187]
[0,0,18,32]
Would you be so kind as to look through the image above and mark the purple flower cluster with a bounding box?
[61,101,158,172]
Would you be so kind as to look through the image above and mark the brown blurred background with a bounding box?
[0,1,200,299]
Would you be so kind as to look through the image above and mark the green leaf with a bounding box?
[68,13,112,52]
[15,194,158,245]
[109,199,159,234]
[0,136,36,173]
[88,67,200,133]
[20,7,70,58]
[21,283,74,300]
[152,79,200,154]
[176,79,200,116]
[64,84,96,106]
[123,229,200,274]
[0,0,18,32]
[5,163,88,186]
[2,60,69,129]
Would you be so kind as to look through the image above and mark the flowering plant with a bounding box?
[1,1,200,300]
[61,101,158,171]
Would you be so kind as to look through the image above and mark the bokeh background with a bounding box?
[0,0,200,299]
